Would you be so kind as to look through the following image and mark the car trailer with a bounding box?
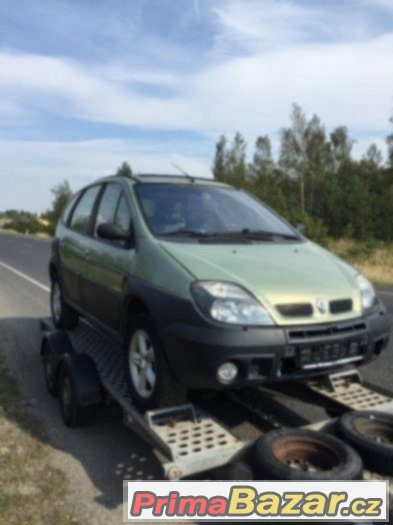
[40,317,393,492]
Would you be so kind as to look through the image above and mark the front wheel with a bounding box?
[51,275,79,329]
[125,314,186,409]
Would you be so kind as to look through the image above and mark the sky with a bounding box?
[0,0,393,212]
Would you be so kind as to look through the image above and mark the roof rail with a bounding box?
[133,173,212,182]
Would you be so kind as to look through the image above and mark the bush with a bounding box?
[2,218,51,236]
[291,211,330,247]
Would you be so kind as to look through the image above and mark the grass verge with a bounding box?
[330,239,393,287]
[0,356,78,524]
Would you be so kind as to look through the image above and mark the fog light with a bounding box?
[217,362,238,384]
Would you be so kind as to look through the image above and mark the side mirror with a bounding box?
[97,222,132,242]
[295,223,306,235]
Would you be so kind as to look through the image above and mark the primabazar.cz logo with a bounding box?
[123,480,388,521]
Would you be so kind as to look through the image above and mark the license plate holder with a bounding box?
[298,337,366,369]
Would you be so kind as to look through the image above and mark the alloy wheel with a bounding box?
[129,330,156,399]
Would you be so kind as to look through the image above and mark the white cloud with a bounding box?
[0,0,392,212]
[1,29,393,138]
[0,139,212,211]
[213,0,324,50]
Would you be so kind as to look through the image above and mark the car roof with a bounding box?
[95,173,230,187]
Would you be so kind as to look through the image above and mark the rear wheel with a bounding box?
[51,275,79,329]
[43,348,58,397]
[125,314,186,409]
[58,363,89,428]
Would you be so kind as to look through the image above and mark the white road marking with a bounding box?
[0,259,50,292]
[379,290,393,297]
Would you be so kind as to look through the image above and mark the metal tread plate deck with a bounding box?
[41,318,246,479]
[306,369,393,414]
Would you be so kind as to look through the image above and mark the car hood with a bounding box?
[159,240,362,325]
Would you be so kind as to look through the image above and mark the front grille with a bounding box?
[330,298,353,314]
[276,303,313,317]
[288,322,366,340]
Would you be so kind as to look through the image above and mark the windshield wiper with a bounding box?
[159,230,252,243]
[159,229,300,241]
[239,229,300,240]
[160,230,209,237]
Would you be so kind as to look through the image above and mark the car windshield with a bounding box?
[135,183,297,240]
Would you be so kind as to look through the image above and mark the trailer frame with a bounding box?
[40,316,393,483]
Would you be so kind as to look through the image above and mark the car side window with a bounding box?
[70,185,101,234]
[114,193,132,231]
[94,183,122,235]
[62,193,79,225]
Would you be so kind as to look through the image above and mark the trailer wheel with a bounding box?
[51,275,79,329]
[43,347,58,397]
[58,362,89,427]
[254,428,363,480]
[125,314,186,409]
[337,410,393,475]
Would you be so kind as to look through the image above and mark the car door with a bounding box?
[59,184,102,306]
[81,182,133,330]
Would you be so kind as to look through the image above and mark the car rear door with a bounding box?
[81,181,134,330]
[59,184,102,306]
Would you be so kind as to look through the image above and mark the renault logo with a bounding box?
[316,298,326,314]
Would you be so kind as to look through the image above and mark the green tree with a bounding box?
[43,180,73,226]
[279,104,330,214]
[279,104,308,211]
[212,135,227,182]
[386,135,393,167]
[250,136,287,216]
[365,143,383,165]
[225,132,248,184]
[116,161,133,177]
[330,126,354,171]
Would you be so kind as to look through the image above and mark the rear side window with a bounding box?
[62,193,79,225]
[94,183,122,235]
[70,185,101,234]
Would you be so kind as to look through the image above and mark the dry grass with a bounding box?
[0,357,78,524]
[330,239,393,287]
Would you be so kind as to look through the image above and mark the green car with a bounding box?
[50,174,392,408]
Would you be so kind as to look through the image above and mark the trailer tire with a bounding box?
[51,274,79,329]
[254,428,363,480]
[125,314,186,409]
[337,410,393,475]
[58,362,89,427]
[43,347,58,397]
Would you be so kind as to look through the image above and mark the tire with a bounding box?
[125,314,187,409]
[51,274,79,329]
[255,428,363,480]
[58,363,89,427]
[43,348,58,397]
[337,410,393,475]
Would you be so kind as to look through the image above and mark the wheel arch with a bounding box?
[59,352,102,407]
[49,261,57,283]
[41,330,73,371]
[121,293,152,342]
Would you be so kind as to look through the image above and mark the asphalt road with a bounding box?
[0,231,392,523]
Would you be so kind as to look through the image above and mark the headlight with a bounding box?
[190,281,275,326]
[356,274,376,311]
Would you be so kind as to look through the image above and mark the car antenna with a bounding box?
[171,162,195,183]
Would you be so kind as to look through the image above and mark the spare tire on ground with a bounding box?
[337,410,393,476]
[254,428,363,480]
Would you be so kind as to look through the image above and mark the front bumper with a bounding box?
[162,310,392,389]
